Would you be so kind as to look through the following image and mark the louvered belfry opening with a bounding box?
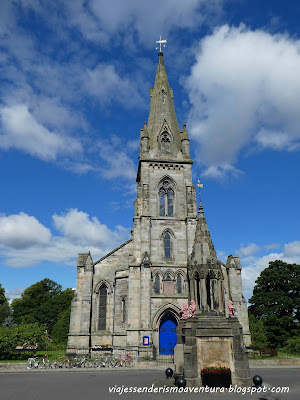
[99,285,107,330]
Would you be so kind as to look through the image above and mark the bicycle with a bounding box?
[26,354,50,369]
[51,355,71,369]
[71,355,91,368]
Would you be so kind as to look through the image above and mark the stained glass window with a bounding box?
[99,285,107,330]
[164,233,171,258]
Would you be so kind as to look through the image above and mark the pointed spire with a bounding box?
[192,203,218,265]
[146,52,182,156]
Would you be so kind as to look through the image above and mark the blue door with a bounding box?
[159,314,177,355]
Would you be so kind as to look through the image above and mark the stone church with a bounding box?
[67,51,251,355]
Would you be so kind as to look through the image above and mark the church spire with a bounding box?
[141,51,185,160]
[191,202,218,265]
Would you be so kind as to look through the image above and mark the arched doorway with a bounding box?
[159,313,177,355]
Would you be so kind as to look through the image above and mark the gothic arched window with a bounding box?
[159,180,174,217]
[99,285,107,330]
[177,275,182,294]
[164,233,171,258]
[161,132,170,154]
[155,275,160,294]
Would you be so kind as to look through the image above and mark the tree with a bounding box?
[249,260,300,348]
[0,323,48,359]
[0,283,10,326]
[51,305,72,345]
[11,279,75,339]
[248,313,268,349]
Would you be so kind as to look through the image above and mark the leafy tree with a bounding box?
[282,336,300,354]
[0,323,48,359]
[248,313,268,349]
[0,283,10,326]
[11,279,75,340]
[51,306,72,345]
[249,260,300,348]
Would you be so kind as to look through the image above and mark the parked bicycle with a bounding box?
[26,354,50,369]
[71,354,91,368]
[51,355,71,369]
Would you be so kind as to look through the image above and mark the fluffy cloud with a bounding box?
[0,209,130,268]
[96,138,137,180]
[84,64,144,109]
[187,25,300,177]
[66,0,223,46]
[0,213,51,249]
[0,104,82,161]
[236,243,260,257]
[235,241,300,301]
[53,209,121,247]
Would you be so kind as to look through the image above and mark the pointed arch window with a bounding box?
[99,285,107,330]
[177,275,182,294]
[161,132,171,154]
[164,233,171,258]
[155,275,160,294]
[159,180,174,217]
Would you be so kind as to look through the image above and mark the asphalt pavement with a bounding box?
[1,367,299,400]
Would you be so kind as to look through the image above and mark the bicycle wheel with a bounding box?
[63,360,71,368]
[83,361,91,368]
[26,360,33,369]
[42,359,50,369]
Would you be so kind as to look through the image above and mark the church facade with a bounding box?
[67,52,251,355]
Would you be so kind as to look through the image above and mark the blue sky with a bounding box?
[1,0,300,302]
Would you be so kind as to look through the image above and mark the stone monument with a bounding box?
[174,203,251,387]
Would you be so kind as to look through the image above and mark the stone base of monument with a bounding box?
[174,311,251,387]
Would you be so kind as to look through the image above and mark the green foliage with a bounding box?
[248,313,268,349]
[249,260,300,348]
[51,306,72,345]
[0,284,10,326]
[0,323,48,359]
[281,337,300,355]
[11,279,75,343]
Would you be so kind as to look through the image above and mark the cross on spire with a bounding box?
[156,35,167,52]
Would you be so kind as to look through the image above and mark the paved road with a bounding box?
[1,367,299,400]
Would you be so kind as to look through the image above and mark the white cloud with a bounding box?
[53,209,120,247]
[264,243,281,250]
[283,241,300,257]
[84,64,144,109]
[187,25,300,177]
[0,104,82,161]
[237,241,300,301]
[5,287,24,301]
[96,139,137,180]
[66,0,223,46]
[0,209,130,268]
[236,243,260,257]
[0,213,51,249]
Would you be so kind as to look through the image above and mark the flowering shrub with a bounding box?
[201,366,231,375]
